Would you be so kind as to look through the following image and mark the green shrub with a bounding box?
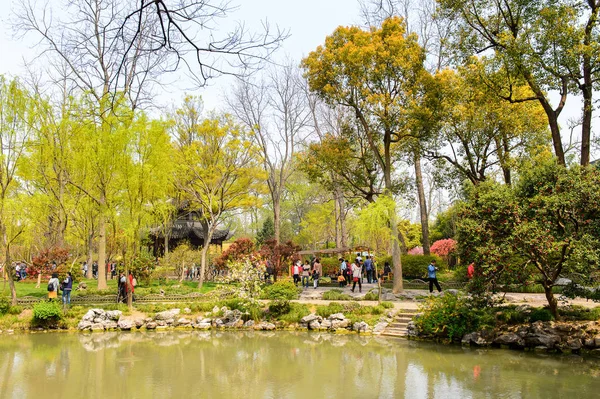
[496,306,528,325]
[268,300,291,317]
[316,302,345,318]
[278,303,311,324]
[381,301,394,309]
[0,296,10,315]
[322,289,353,301]
[529,308,553,322]
[415,294,493,341]
[33,301,63,322]
[363,291,378,301]
[559,305,600,321]
[261,281,300,300]
[7,305,23,315]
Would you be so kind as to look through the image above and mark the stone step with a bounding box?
[389,323,408,328]
[381,331,408,337]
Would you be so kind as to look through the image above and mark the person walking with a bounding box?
[364,256,374,284]
[292,260,301,286]
[62,272,73,305]
[428,260,442,293]
[48,273,60,300]
[301,260,311,289]
[351,259,362,293]
[312,258,322,289]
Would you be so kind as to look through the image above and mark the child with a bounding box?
[337,273,346,287]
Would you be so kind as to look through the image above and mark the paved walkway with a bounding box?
[293,283,600,310]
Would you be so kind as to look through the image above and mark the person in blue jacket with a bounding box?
[427,260,442,293]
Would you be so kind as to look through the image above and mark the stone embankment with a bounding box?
[406,318,600,353]
[77,307,396,334]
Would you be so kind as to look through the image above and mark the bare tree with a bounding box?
[228,62,310,244]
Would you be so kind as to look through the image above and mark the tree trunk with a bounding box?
[97,215,108,290]
[414,152,430,255]
[337,187,347,248]
[3,229,17,305]
[36,273,41,289]
[548,117,566,167]
[273,195,281,244]
[581,5,597,167]
[198,221,215,289]
[164,232,169,256]
[86,233,93,279]
[543,283,559,320]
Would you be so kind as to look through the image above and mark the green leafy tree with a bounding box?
[438,0,600,166]
[173,100,265,288]
[303,16,428,292]
[458,159,600,319]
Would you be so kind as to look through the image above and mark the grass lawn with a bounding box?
[0,277,219,298]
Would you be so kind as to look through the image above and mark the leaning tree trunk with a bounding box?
[414,152,430,255]
[543,282,559,320]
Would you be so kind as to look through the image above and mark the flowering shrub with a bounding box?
[408,247,423,255]
[214,237,255,269]
[217,258,265,303]
[430,239,457,259]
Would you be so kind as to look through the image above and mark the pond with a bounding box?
[0,331,599,398]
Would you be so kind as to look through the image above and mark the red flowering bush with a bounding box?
[430,239,457,259]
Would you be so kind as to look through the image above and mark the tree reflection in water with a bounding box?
[0,332,599,398]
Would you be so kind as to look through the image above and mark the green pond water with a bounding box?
[0,331,599,399]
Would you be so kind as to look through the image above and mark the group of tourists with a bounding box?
[117,272,136,303]
[47,272,73,304]
[13,261,28,281]
[292,258,323,289]
[336,255,377,293]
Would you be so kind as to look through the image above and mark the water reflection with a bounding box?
[0,331,599,399]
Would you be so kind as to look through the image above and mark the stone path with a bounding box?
[293,284,600,311]
[380,309,418,337]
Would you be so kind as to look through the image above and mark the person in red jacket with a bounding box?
[467,263,475,279]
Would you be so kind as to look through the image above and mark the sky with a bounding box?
[0,0,596,161]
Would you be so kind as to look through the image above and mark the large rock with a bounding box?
[176,318,192,327]
[308,320,321,330]
[195,323,211,330]
[524,334,560,349]
[134,319,145,329]
[105,310,122,321]
[82,310,96,322]
[118,319,135,331]
[373,322,388,334]
[321,320,332,329]
[155,309,181,321]
[254,322,276,331]
[462,331,494,346]
[331,319,350,329]
[301,314,322,324]
[102,321,118,330]
[196,317,212,324]
[353,321,369,333]
[328,313,346,321]
[383,293,397,301]
[244,320,255,328]
[494,333,524,347]
[146,322,157,330]
[78,321,93,331]
[91,323,105,331]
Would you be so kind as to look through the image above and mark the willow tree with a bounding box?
[0,77,35,304]
[302,17,427,292]
[173,101,264,288]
